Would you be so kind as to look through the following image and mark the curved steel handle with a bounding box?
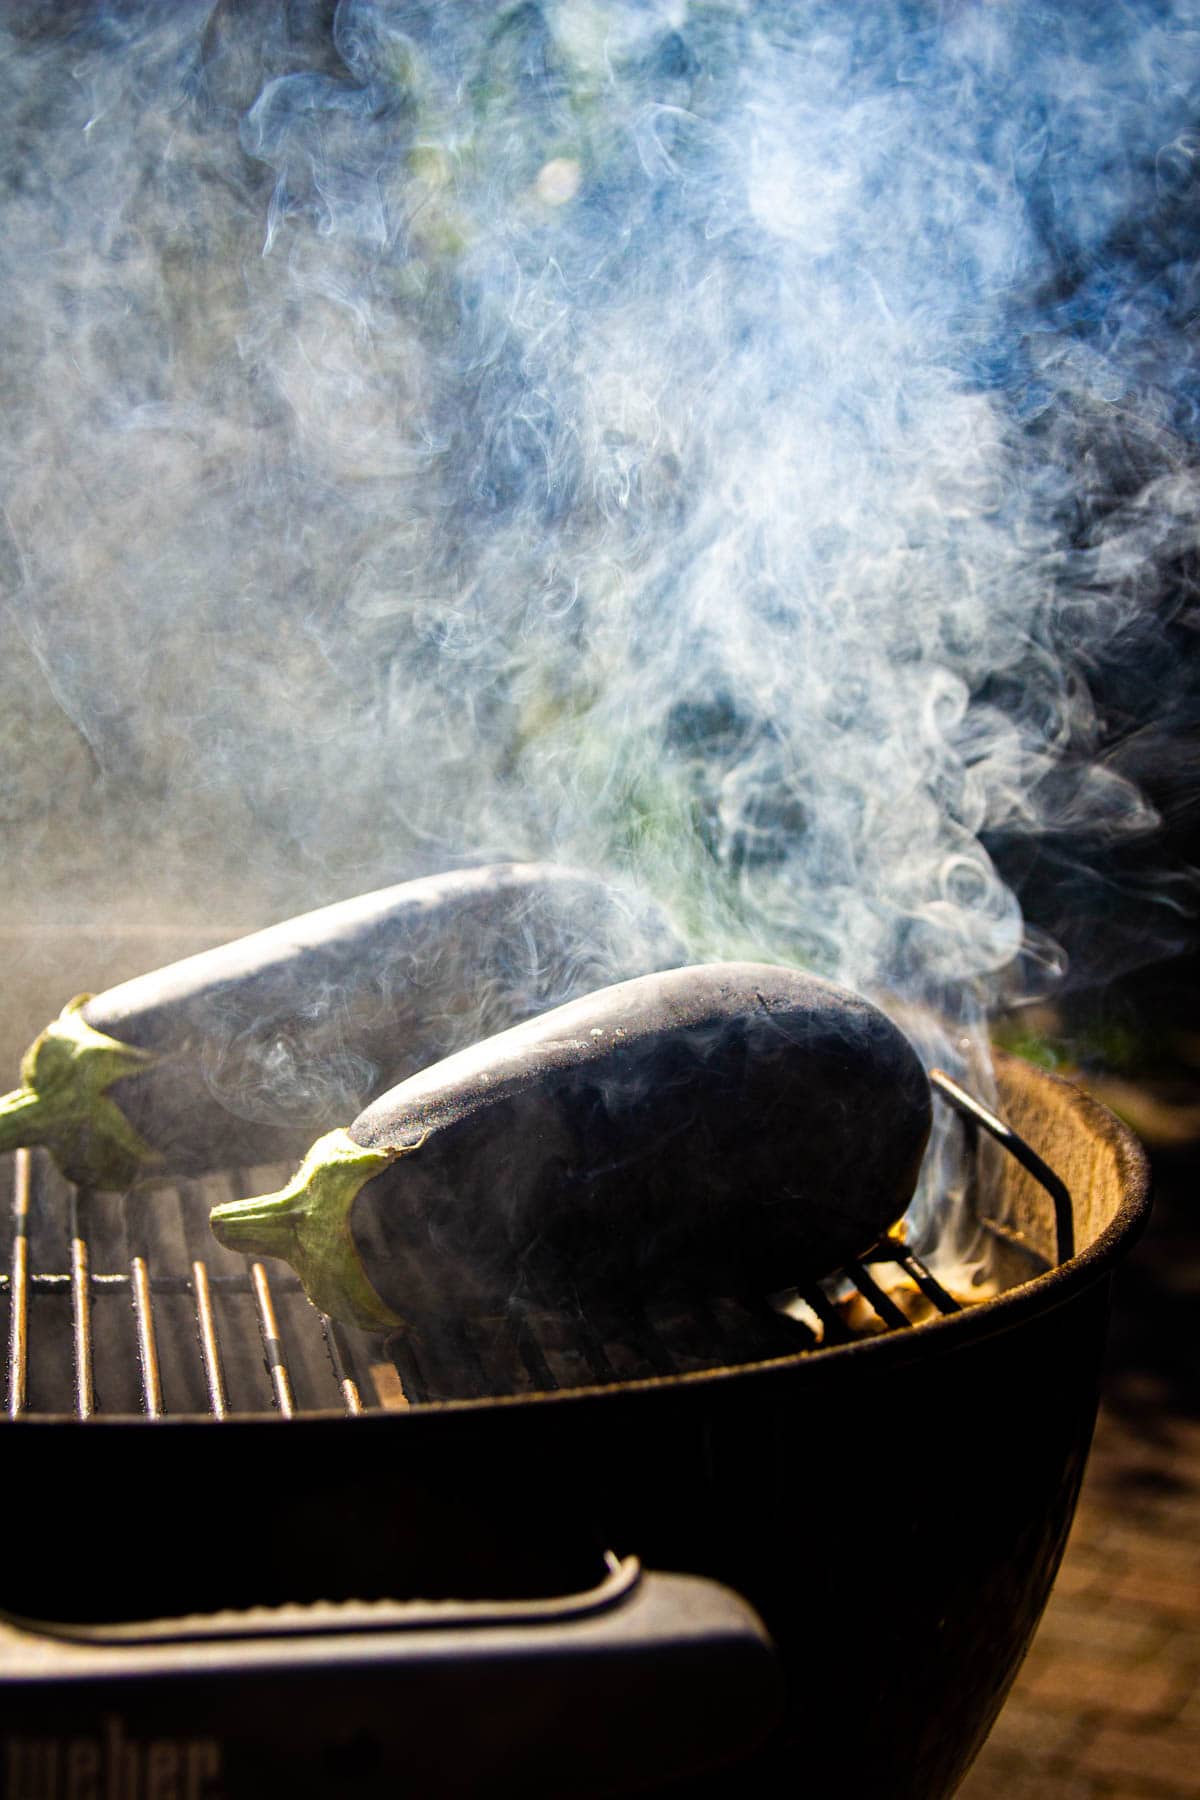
[931,1068,1075,1264]
[1,1552,642,1647]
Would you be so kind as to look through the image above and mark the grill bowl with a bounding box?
[0,1052,1149,1798]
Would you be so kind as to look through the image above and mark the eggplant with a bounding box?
[209,963,933,1332]
[0,864,683,1189]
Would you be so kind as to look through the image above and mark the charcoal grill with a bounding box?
[0,1053,1149,1799]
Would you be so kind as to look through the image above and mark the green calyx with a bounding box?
[209,1128,412,1332]
[0,997,161,1190]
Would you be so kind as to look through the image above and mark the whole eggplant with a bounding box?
[210,963,933,1332]
[0,864,683,1189]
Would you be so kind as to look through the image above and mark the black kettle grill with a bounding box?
[0,1053,1149,1798]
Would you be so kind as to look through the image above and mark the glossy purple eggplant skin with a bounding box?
[348,963,932,1320]
[88,864,683,1176]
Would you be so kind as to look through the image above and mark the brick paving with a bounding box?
[959,1407,1200,1798]
[958,1136,1200,1800]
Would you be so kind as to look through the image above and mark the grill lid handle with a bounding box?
[0,1562,784,1796]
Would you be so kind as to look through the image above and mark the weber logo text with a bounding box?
[4,1715,221,1799]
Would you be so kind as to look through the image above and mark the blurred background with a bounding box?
[964,957,1200,1792]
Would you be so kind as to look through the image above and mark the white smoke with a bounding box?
[2,1,1198,1254]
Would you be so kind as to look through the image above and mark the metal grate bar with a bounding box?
[250,1263,295,1417]
[617,1302,679,1377]
[521,1274,682,1386]
[0,1268,309,1295]
[386,1330,433,1406]
[794,1281,857,1345]
[6,1149,31,1420]
[768,1290,825,1344]
[893,1246,963,1316]
[69,1191,94,1419]
[844,1258,913,1331]
[191,1261,227,1420]
[555,1304,620,1386]
[320,1315,363,1415]
[676,1297,739,1363]
[130,1257,163,1418]
[507,1308,560,1393]
[445,1318,493,1399]
[689,1295,794,1362]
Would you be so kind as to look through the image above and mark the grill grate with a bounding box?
[0,1077,1062,1420]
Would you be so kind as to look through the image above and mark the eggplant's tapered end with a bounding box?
[0,998,160,1188]
[207,1189,306,1261]
[0,1084,50,1152]
[210,1128,407,1331]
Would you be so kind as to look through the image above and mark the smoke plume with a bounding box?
[2,1,1199,1254]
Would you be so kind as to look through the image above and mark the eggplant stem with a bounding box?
[0,1085,48,1150]
[210,1129,411,1331]
[0,998,160,1188]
